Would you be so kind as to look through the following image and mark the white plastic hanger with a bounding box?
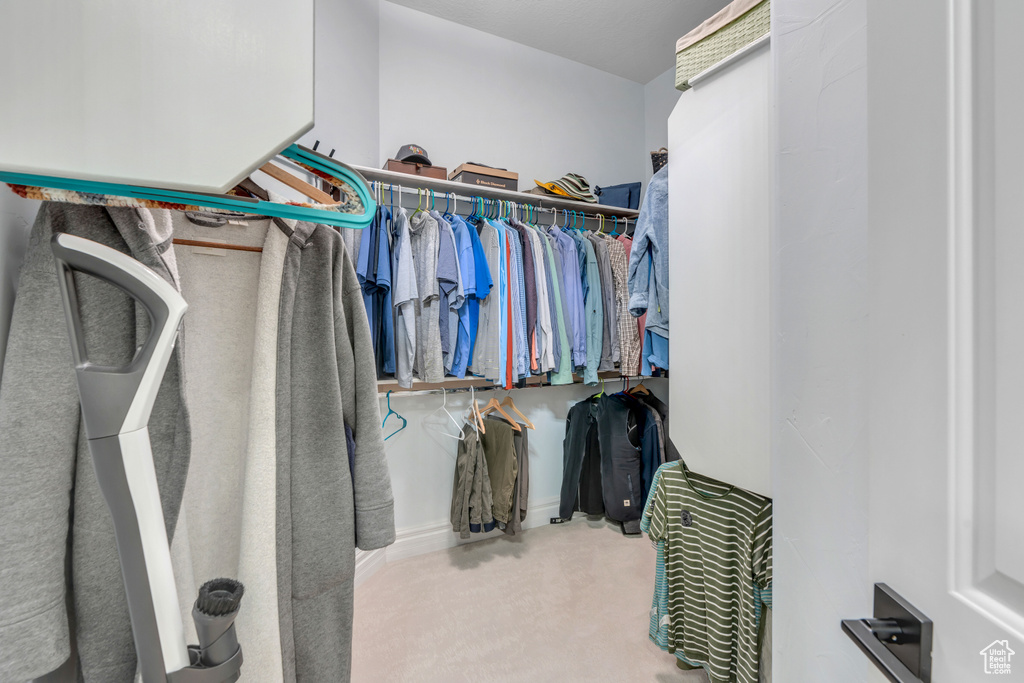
[425,387,465,441]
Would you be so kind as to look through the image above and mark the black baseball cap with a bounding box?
[396,144,431,165]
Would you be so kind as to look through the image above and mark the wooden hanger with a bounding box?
[234,176,270,201]
[472,399,486,434]
[172,238,263,253]
[467,386,486,434]
[172,172,272,254]
[499,395,535,430]
[259,159,340,205]
[630,381,651,396]
[479,397,522,432]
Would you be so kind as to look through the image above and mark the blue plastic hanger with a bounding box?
[382,391,407,441]
[611,216,619,237]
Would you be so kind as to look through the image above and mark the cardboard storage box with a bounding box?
[449,163,518,191]
[383,158,448,180]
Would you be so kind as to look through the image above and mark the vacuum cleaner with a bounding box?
[51,233,245,683]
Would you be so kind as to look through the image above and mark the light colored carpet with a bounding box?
[352,517,710,682]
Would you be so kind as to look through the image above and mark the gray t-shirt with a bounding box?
[433,212,461,367]
[391,207,418,388]
[527,227,554,372]
[539,231,563,374]
[471,221,502,381]
[589,234,619,369]
[409,211,444,382]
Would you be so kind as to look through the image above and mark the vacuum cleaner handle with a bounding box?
[52,235,244,683]
[51,232,188,439]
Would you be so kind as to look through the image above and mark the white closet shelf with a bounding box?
[351,165,639,220]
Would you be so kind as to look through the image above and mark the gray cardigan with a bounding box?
[0,203,395,682]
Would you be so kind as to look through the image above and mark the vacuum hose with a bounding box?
[191,579,245,677]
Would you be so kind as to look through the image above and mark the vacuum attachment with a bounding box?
[191,578,244,679]
[52,234,244,683]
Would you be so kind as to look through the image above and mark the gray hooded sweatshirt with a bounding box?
[0,203,395,682]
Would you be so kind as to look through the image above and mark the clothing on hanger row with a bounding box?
[450,392,534,539]
[557,380,671,535]
[0,200,396,683]
[351,184,646,391]
[552,372,772,682]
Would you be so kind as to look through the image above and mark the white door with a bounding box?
[866,0,1024,679]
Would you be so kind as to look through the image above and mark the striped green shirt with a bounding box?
[647,463,772,683]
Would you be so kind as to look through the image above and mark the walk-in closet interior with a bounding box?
[1,1,764,681]
[9,0,1018,682]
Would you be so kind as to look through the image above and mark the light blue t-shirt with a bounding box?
[492,220,509,386]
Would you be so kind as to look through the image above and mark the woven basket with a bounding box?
[651,148,668,174]
[675,0,770,91]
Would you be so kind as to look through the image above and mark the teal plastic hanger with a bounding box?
[0,142,376,230]
[443,192,455,221]
[381,391,407,441]
[279,144,376,227]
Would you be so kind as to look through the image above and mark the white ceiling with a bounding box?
[383,0,732,84]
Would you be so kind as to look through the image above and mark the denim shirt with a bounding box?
[627,166,669,337]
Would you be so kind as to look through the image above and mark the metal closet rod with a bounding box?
[376,372,657,397]
[369,181,632,233]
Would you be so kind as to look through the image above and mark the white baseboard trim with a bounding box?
[354,547,387,587]
[355,497,562,586]
[387,496,561,563]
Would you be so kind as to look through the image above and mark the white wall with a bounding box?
[378,1,647,193]
[643,66,680,184]
[772,0,870,681]
[667,43,772,498]
[298,0,380,167]
[0,191,38,381]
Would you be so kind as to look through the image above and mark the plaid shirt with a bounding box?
[607,238,640,374]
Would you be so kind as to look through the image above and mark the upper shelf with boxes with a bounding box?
[375,143,640,220]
